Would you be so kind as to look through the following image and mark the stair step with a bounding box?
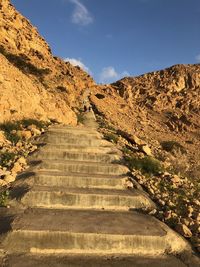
[31,151,121,163]
[37,136,107,146]
[3,209,187,255]
[38,144,118,153]
[48,127,99,134]
[3,254,187,267]
[31,172,126,189]
[21,186,155,210]
[36,160,129,175]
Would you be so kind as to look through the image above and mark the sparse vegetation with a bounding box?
[0,190,10,207]
[76,112,85,123]
[166,148,190,176]
[125,155,164,175]
[0,119,48,144]
[0,121,22,144]
[20,119,48,129]
[0,151,16,168]
[161,140,186,154]
[104,132,119,143]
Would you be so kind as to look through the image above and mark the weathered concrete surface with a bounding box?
[1,110,199,266]
[21,186,155,210]
[29,171,127,189]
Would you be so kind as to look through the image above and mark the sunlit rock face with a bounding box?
[0,0,95,124]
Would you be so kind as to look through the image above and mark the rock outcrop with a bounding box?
[91,64,200,177]
[0,0,95,124]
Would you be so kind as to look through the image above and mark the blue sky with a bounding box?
[12,0,200,83]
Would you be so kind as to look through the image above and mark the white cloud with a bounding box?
[99,66,130,83]
[195,54,200,62]
[69,0,93,26]
[64,57,90,72]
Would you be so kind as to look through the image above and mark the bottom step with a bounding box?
[2,209,188,255]
[2,254,187,267]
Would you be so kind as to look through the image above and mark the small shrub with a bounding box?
[0,121,22,144]
[161,140,186,154]
[122,146,131,154]
[0,151,16,167]
[166,148,190,176]
[5,132,21,145]
[104,133,119,143]
[21,119,47,129]
[125,155,164,175]
[77,113,85,123]
[0,190,9,207]
[0,121,21,132]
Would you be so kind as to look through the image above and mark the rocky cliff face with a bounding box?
[0,0,95,124]
[91,64,200,173]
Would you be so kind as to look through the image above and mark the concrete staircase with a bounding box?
[0,112,199,267]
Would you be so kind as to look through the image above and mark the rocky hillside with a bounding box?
[91,64,200,177]
[0,0,95,124]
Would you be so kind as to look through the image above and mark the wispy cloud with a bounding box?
[99,66,130,83]
[69,0,93,26]
[64,57,90,73]
[195,54,200,62]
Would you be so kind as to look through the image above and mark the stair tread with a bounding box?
[9,208,165,236]
[34,170,127,179]
[26,186,145,197]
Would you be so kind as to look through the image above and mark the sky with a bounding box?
[11,0,200,84]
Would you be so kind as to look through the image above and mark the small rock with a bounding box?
[175,223,192,238]
[11,162,22,173]
[149,209,157,215]
[27,124,37,131]
[4,173,16,183]
[17,157,26,165]
[171,175,181,184]
[180,218,191,226]
[158,199,165,206]
[22,130,32,139]
[31,128,41,136]
[0,179,7,186]
[187,206,194,217]
[140,144,152,156]
[0,169,10,177]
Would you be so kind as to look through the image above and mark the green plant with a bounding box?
[0,151,16,167]
[0,190,9,207]
[0,121,22,144]
[161,140,186,154]
[104,132,119,143]
[77,113,85,123]
[20,119,48,129]
[125,155,164,175]
[0,121,21,132]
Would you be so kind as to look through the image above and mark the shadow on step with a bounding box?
[0,212,14,235]
[4,254,187,267]
[9,185,30,201]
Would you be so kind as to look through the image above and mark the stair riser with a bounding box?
[4,231,167,255]
[40,137,103,146]
[34,176,124,189]
[21,192,152,210]
[40,146,116,153]
[47,132,102,138]
[31,152,120,163]
[38,163,128,175]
